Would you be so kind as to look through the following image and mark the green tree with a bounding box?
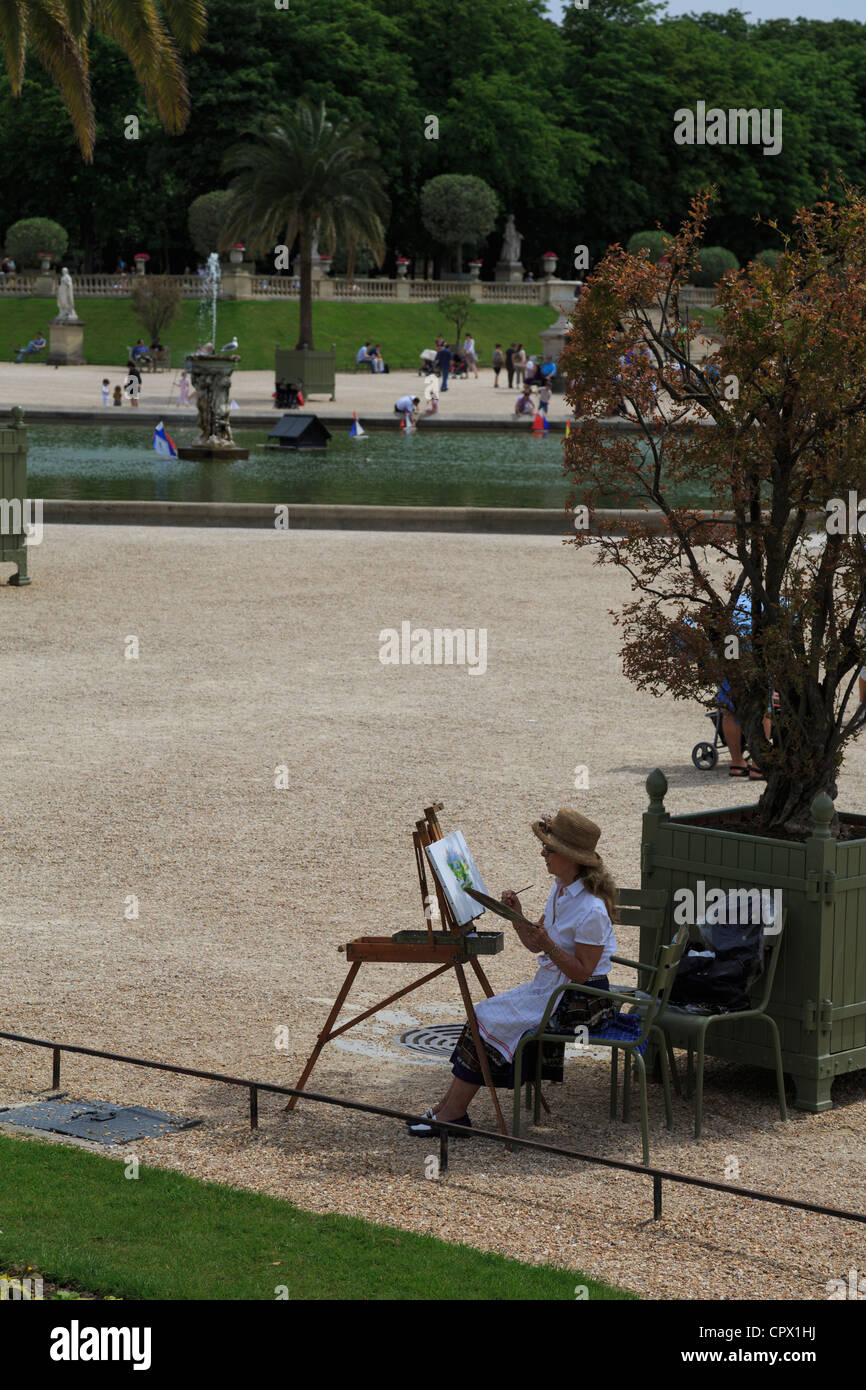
[4,217,67,266]
[691,246,739,287]
[187,191,232,260]
[420,175,499,274]
[0,0,207,161]
[437,294,474,347]
[130,275,182,342]
[222,98,388,349]
[626,230,673,263]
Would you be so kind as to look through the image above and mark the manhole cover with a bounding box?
[0,1099,200,1145]
[396,1024,463,1056]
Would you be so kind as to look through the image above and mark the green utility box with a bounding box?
[640,768,866,1112]
[0,406,31,585]
[275,346,336,401]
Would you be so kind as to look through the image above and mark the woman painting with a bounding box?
[408,809,618,1135]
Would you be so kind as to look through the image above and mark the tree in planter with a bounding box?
[626,230,673,264]
[420,174,499,276]
[187,191,233,262]
[561,186,866,837]
[221,99,388,350]
[437,294,474,350]
[130,276,182,346]
[5,216,67,267]
[690,245,739,287]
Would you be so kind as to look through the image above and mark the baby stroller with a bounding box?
[419,348,439,378]
[450,351,469,380]
[691,689,781,770]
[691,709,728,770]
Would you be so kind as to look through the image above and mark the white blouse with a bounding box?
[474,877,617,1062]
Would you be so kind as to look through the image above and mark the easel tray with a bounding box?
[391,929,504,956]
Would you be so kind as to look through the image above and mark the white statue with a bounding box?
[56,267,78,321]
[501,214,523,265]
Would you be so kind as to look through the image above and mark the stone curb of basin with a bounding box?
[37,502,811,535]
[10,408,714,432]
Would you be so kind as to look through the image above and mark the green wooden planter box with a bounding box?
[275,347,336,401]
[640,768,866,1111]
[0,406,31,585]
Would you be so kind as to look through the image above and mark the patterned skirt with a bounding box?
[450,975,615,1089]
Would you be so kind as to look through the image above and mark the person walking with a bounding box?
[514,343,526,387]
[125,358,142,407]
[462,333,479,379]
[492,343,504,387]
[505,342,516,390]
[436,340,452,392]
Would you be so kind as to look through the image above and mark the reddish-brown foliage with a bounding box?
[560,185,866,833]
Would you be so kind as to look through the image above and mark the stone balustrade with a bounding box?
[0,269,719,311]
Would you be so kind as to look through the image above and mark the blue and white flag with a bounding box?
[350,412,366,438]
[152,421,177,457]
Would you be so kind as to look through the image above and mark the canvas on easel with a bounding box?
[425,831,488,927]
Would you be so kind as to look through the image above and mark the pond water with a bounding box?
[25,425,715,509]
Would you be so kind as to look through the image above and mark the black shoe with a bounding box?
[407,1112,472,1138]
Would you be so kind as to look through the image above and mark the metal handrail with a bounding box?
[0,1027,862,1226]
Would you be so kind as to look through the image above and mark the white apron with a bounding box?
[474,881,602,1062]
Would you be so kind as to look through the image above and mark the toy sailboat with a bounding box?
[350,412,366,438]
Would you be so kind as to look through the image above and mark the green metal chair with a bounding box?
[511,920,690,1165]
[627,912,788,1139]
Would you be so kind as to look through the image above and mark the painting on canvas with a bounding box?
[425,831,489,927]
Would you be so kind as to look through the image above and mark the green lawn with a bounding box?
[0,1133,635,1301]
[0,298,553,372]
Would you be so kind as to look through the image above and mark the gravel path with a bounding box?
[1,525,863,1299]
[2,362,559,419]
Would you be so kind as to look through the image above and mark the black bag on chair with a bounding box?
[669,890,767,1012]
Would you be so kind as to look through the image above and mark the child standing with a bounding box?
[538,380,552,415]
[177,370,191,406]
[112,385,123,406]
[101,378,111,406]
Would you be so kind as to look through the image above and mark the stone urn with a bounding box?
[541,253,558,278]
[39,255,54,272]
[396,260,410,279]
[468,261,482,281]
[177,354,249,461]
[134,254,149,276]
[229,245,245,265]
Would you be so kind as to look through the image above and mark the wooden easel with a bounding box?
[286,804,509,1136]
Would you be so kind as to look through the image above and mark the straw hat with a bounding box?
[531,808,603,869]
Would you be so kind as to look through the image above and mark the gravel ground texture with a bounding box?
[0,525,864,1301]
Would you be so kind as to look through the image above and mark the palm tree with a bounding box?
[221,100,389,350]
[0,0,206,162]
